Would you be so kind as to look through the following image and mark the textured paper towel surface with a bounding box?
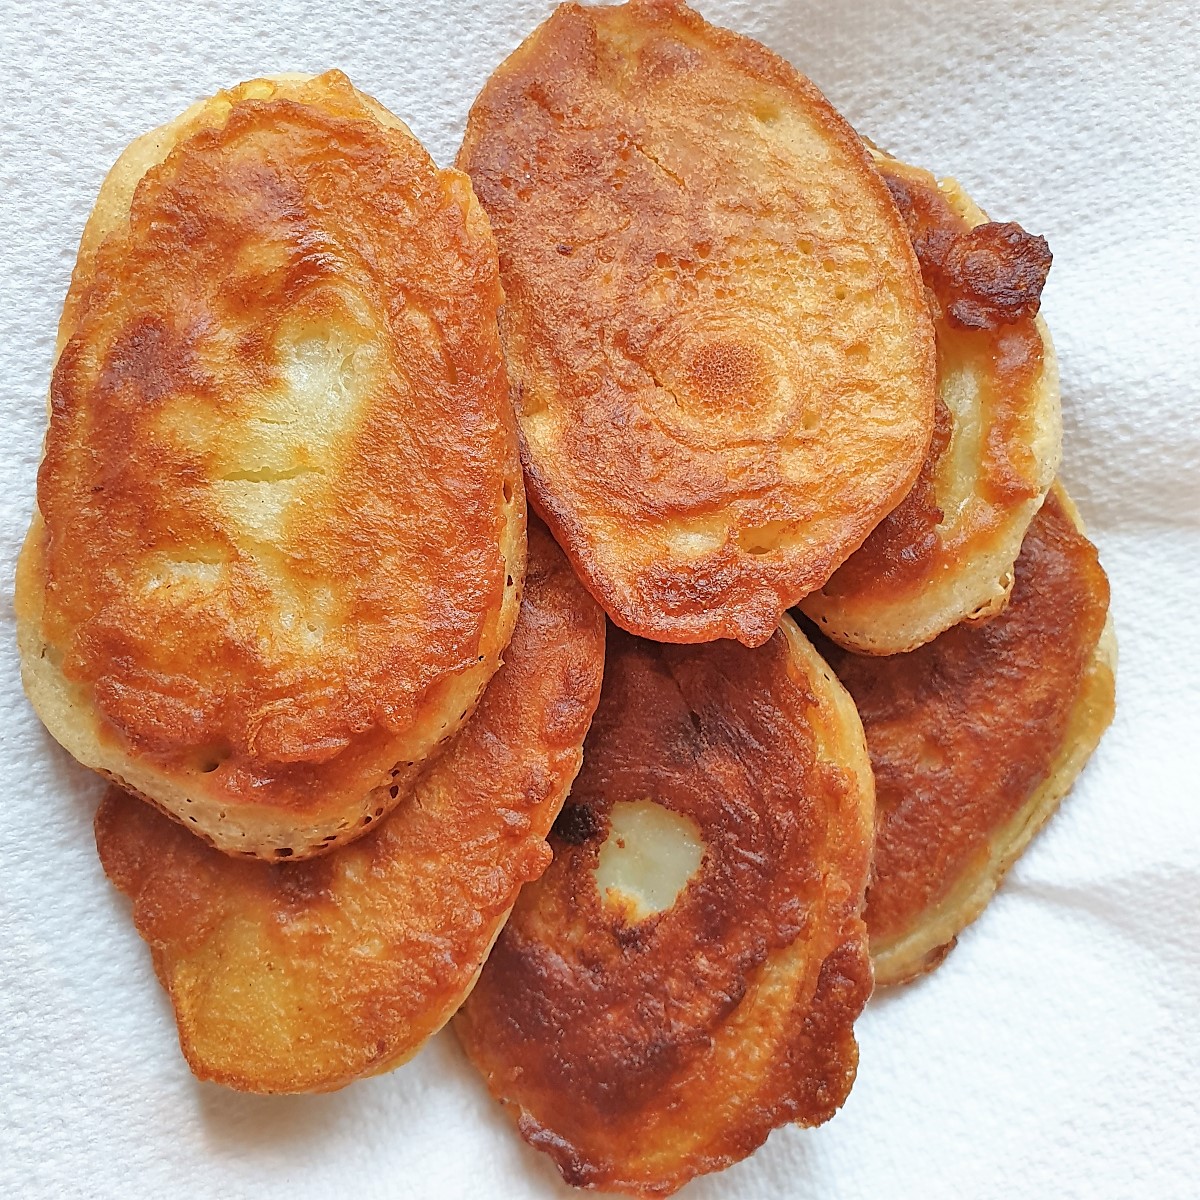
[1,1,1197,1197]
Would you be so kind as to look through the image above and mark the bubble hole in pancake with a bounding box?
[455,616,874,1197]
[813,486,1115,985]
[93,523,605,1093]
[457,0,935,647]
[802,151,1061,654]
[17,71,525,859]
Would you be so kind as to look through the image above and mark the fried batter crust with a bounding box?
[803,154,1061,654]
[93,523,605,1093]
[816,489,1114,985]
[458,0,935,646]
[19,72,524,857]
[456,618,874,1196]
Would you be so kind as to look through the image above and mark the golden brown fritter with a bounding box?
[456,618,874,1196]
[802,153,1061,653]
[93,523,605,1094]
[18,72,524,858]
[458,0,935,646]
[815,488,1115,985]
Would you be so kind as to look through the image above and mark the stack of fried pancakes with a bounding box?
[16,3,1115,1196]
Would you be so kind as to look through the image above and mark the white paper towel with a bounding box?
[1,1,1197,1197]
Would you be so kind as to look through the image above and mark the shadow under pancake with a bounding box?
[440,1030,586,1199]
[195,1080,358,1155]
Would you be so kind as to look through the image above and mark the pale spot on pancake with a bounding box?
[201,317,375,649]
[936,356,986,528]
[213,316,376,498]
[141,551,226,597]
[276,584,336,650]
[337,854,368,886]
[745,103,833,170]
[239,79,276,101]
[665,521,724,557]
[595,798,705,921]
[737,519,801,556]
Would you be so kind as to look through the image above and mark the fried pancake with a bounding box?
[17,71,524,859]
[93,523,605,1094]
[815,487,1115,986]
[455,618,874,1196]
[457,0,936,646]
[802,152,1061,653]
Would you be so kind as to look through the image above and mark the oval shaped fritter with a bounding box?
[17,72,524,858]
[455,617,874,1196]
[802,152,1061,653]
[458,0,935,646]
[93,523,605,1094]
[814,487,1114,985]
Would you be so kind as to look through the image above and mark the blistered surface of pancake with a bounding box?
[94,525,604,1094]
[817,489,1114,985]
[456,618,873,1196]
[19,72,524,857]
[458,0,935,645]
[802,154,1061,654]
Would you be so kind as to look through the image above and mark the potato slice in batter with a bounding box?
[458,0,935,646]
[803,151,1061,653]
[19,72,523,858]
[94,524,604,1093]
[456,616,874,1196]
[816,487,1115,985]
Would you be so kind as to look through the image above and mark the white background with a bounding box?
[1,1,1198,1197]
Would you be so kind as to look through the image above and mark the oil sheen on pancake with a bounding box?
[815,487,1115,986]
[802,152,1061,654]
[94,524,604,1094]
[458,0,936,647]
[455,618,874,1196]
[17,72,524,859]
